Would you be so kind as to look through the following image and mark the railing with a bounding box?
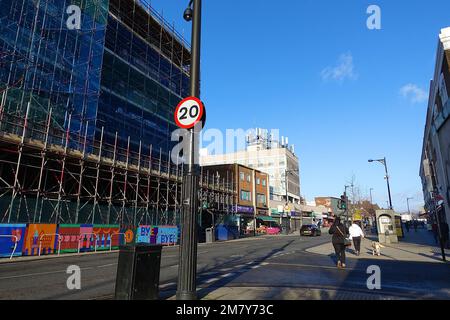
[0,235,18,260]
[110,233,126,251]
[78,233,99,254]
[39,233,62,256]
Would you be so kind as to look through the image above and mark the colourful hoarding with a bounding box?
[136,226,178,245]
[58,224,81,253]
[23,224,58,256]
[93,225,120,251]
[157,226,178,245]
[120,226,135,245]
[136,225,158,244]
[79,224,94,252]
[0,224,27,258]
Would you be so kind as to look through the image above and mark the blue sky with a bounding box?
[149,0,450,212]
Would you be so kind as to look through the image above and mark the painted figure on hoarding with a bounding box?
[93,225,120,250]
[0,224,27,257]
[23,224,57,256]
[79,224,94,252]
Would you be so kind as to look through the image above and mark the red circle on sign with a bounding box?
[174,96,204,129]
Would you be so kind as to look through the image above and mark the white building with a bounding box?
[200,128,301,204]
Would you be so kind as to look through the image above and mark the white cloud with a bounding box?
[321,53,357,82]
[400,84,428,103]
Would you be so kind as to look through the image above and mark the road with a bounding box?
[0,233,449,300]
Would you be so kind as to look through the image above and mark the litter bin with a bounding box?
[114,244,162,300]
[205,227,215,243]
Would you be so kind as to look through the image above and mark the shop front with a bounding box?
[256,215,281,235]
[290,211,302,232]
[236,205,256,237]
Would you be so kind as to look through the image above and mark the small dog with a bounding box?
[371,241,385,256]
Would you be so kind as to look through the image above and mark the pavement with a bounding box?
[1,229,449,300]
[306,228,450,263]
[162,228,450,300]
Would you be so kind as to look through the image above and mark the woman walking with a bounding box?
[329,217,349,268]
[349,221,365,256]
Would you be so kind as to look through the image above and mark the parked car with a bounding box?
[300,224,321,236]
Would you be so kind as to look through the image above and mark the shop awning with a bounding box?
[257,216,278,222]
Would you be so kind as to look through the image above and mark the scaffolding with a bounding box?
[0,111,237,226]
[0,0,237,227]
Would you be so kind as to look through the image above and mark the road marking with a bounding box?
[218,268,233,272]
[97,263,117,268]
[205,277,220,284]
[220,272,235,278]
[0,267,94,280]
[159,282,176,289]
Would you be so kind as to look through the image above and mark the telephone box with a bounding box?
[375,210,398,244]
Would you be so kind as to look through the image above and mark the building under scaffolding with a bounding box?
[0,0,236,227]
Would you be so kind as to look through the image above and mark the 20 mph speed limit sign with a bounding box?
[174,97,205,129]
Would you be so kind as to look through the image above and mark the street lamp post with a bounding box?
[368,157,393,210]
[369,188,374,225]
[177,0,202,301]
[406,197,413,216]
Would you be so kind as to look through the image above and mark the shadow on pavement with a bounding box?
[159,239,298,299]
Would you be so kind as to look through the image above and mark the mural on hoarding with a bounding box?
[0,224,27,257]
[157,226,178,244]
[93,225,120,250]
[120,225,136,245]
[136,225,158,244]
[79,224,94,252]
[136,226,178,244]
[58,224,81,253]
[23,224,58,256]
[0,224,178,259]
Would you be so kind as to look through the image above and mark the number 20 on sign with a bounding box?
[174,97,204,129]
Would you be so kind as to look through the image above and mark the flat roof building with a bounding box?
[419,27,450,227]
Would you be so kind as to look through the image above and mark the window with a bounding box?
[262,179,266,187]
[241,190,251,201]
[257,194,267,206]
[247,174,251,183]
[240,172,245,181]
[256,178,260,185]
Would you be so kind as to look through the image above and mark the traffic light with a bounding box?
[338,195,347,210]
